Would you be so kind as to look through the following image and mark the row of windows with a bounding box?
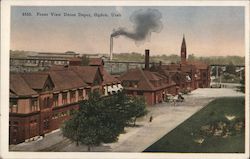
[9,90,86,113]
[57,89,85,106]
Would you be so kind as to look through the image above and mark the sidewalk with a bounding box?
[107,97,214,152]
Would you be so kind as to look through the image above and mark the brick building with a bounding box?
[88,58,123,95]
[9,61,122,144]
[119,36,210,105]
[119,50,177,105]
[173,35,210,89]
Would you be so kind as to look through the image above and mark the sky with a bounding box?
[10,6,245,57]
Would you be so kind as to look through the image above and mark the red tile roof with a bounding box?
[50,64,118,86]
[102,69,120,84]
[47,70,88,91]
[10,74,39,96]
[21,73,49,90]
[69,66,101,84]
[10,67,94,96]
[144,70,163,81]
[49,65,102,84]
[119,68,173,91]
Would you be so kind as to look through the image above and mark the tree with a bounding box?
[62,92,104,151]
[99,93,128,143]
[211,67,217,76]
[111,92,148,127]
[188,54,196,61]
[127,96,148,126]
[61,91,148,150]
[225,62,236,75]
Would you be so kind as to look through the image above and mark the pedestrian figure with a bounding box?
[173,95,178,106]
[149,116,153,122]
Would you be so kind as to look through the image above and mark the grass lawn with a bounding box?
[144,97,245,153]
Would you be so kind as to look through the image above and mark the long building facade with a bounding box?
[9,59,122,145]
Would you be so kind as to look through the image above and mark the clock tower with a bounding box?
[181,35,187,63]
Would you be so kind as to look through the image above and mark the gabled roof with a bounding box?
[158,69,170,77]
[21,73,50,90]
[119,69,142,81]
[10,74,39,97]
[119,68,173,91]
[49,65,102,84]
[119,69,153,91]
[144,70,163,81]
[47,70,88,91]
[89,58,104,66]
[10,68,91,97]
[102,69,120,84]
[69,66,102,84]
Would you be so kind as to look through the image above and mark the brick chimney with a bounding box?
[145,49,150,70]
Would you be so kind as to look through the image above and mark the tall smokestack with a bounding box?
[145,49,150,70]
[110,36,113,61]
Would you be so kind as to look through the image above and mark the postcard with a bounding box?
[1,0,249,159]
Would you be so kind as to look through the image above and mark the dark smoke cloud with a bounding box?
[111,8,163,43]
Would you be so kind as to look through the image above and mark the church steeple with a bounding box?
[181,34,187,63]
